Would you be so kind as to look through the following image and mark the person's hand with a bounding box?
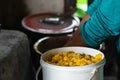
[65,13,91,47]
[64,27,88,47]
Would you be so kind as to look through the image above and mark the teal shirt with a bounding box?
[80,0,120,54]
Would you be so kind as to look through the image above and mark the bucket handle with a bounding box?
[36,65,42,80]
[89,61,105,80]
[35,50,42,80]
[89,68,97,80]
[34,43,43,80]
[35,50,43,80]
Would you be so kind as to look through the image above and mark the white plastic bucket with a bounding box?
[40,47,105,80]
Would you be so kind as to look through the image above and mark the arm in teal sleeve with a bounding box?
[86,0,102,16]
[80,0,120,53]
[80,7,120,48]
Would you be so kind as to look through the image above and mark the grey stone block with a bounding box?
[0,30,35,80]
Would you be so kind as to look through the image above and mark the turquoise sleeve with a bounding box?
[86,0,102,16]
[80,0,120,53]
[80,6,120,47]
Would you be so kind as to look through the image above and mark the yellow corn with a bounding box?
[47,51,102,66]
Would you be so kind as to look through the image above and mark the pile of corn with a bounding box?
[47,51,102,66]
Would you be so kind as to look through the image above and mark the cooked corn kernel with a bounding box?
[47,51,102,66]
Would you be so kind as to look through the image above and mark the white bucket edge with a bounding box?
[40,47,105,72]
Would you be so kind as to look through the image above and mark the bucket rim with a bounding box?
[40,58,105,72]
[40,47,105,71]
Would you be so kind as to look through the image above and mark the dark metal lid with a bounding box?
[22,13,80,34]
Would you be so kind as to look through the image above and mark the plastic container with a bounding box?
[40,47,105,80]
